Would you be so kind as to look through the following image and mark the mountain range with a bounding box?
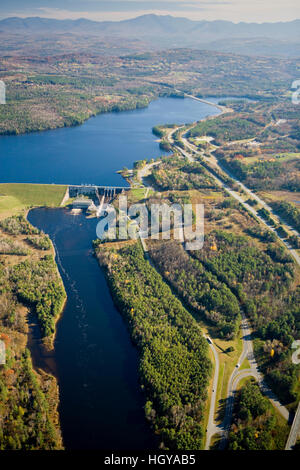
[0,14,300,57]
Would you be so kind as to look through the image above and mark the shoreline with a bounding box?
[25,206,68,354]
[0,92,224,140]
[0,95,224,450]
[0,94,156,138]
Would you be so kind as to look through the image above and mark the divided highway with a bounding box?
[163,102,300,450]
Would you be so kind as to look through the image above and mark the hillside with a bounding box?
[0,14,300,57]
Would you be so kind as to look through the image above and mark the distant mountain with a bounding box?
[1,14,300,57]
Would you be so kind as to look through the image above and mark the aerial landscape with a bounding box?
[0,0,300,458]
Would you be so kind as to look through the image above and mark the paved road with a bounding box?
[219,313,289,449]
[166,123,294,449]
[152,103,299,449]
[204,336,222,450]
[179,131,300,267]
[137,160,161,188]
[286,402,300,450]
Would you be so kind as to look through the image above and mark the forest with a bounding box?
[0,214,64,449]
[0,349,62,449]
[188,114,264,145]
[270,201,300,233]
[147,229,299,405]
[96,242,211,450]
[151,156,218,192]
[228,381,289,450]
[10,256,66,338]
[191,231,299,404]
[148,240,241,339]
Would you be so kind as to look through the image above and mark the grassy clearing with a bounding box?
[214,329,243,423]
[257,190,300,206]
[236,376,254,390]
[273,153,300,162]
[129,187,154,202]
[240,357,251,370]
[0,183,67,218]
[202,346,216,449]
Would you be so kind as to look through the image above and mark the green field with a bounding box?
[0,183,67,217]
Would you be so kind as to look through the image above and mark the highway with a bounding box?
[286,401,300,450]
[204,336,222,450]
[219,313,289,449]
[176,127,300,268]
[164,113,298,449]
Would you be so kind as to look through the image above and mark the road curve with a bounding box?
[156,100,298,449]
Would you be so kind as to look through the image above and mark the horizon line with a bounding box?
[0,13,300,25]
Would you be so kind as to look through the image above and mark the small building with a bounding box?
[72,197,94,209]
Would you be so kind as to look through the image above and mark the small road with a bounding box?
[219,313,289,449]
[285,402,300,450]
[148,97,299,449]
[137,160,161,188]
[163,115,295,448]
[204,336,222,450]
[177,129,300,268]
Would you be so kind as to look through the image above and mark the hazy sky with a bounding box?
[0,0,299,23]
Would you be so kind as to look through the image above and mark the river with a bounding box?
[19,97,222,449]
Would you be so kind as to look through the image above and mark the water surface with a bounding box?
[28,208,156,450]
[0,97,220,186]
[22,97,222,449]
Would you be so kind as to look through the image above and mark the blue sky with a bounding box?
[0,0,299,23]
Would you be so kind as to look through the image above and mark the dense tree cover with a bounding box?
[192,230,299,403]
[10,256,66,337]
[257,207,276,226]
[0,226,63,449]
[228,382,288,450]
[188,115,263,145]
[148,240,241,339]
[146,226,299,404]
[192,230,295,330]
[270,201,300,233]
[29,74,117,88]
[215,150,300,192]
[152,126,166,138]
[25,235,52,251]
[159,140,172,152]
[151,156,217,191]
[97,242,211,450]
[0,215,40,236]
[0,349,62,449]
[246,226,277,243]
[0,78,153,135]
[288,234,300,249]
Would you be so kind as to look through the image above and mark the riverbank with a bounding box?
[95,240,211,449]
[0,184,68,449]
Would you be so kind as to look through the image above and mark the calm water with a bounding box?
[17,98,221,449]
[0,97,220,186]
[28,208,157,450]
